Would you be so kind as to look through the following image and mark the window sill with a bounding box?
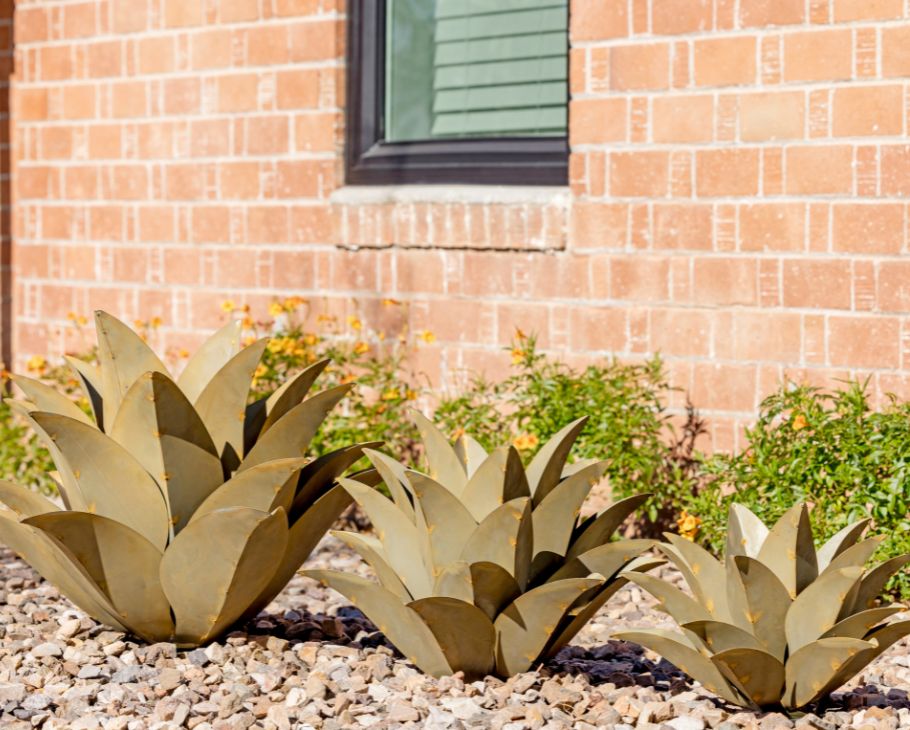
[329,185,570,207]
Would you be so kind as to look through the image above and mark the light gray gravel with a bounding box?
[0,538,907,729]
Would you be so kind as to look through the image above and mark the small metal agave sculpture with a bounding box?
[0,311,372,646]
[307,415,658,679]
[615,503,910,710]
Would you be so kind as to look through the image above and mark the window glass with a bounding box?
[385,0,568,142]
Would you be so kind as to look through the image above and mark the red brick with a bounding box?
[694,37,757,87]
[784,30,853,82]
[652,0,712,34]
[610,44,670,91]
[570,0,628,40]
[696,149,760,197]
[569,202,628,249]
[739,0,805,26]
[611,152,669,198]
[829,317,900,369]
[611,256,669,302]
[832,204,905,254]
[569,99,627,144]
[653,96,714,143]
[739,204,806,252]
[693,258,758,306]
[783,259,852,309]
[833,86,903,137]
[785,146,854,195]
[740,92,805,142]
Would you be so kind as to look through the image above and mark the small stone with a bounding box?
[22,694,53,711]
[77,665,103,679]
[31,642,63,658]
[187,649,210,667]
[0,683,26,703]
[387,701,419,723]
[56,619,82,640]
[157,668,183,692]
[103,640,126,657]
[665,718,705,730]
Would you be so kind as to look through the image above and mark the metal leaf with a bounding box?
[816,519,871,572]
[11,374,94,426]
[25,512,173,641]
[161,506,288,646]
[362,448,415,522]
[0,512,126,631]
[432,560,475,603]
[64,356,105,429]
[259,359,331,437]
[661,534,731,622]
[682,620,765,653]
[460,446,529,522]
[622,571,712,624]
[547,539,655,583]
[176,319,242,404]
[494,577,601,677]
[823,606,904,640]
[533,462,606,560]
[711,648,784,708]
[339,477,432,600]
[239,485,353,622]
[413,411,466,495]
[291,443,380,519]
[612,629,746,706]
[783,637,875,709]
[725,504,769,559]
[95,311,170,428]
[409,597,496,680]
[785,567,864,653]
[849,554,910,612]
[332,530,413,602]
[822,536,884,575]
[526,417,587,504]
[756,503,818,598]
[31,413,169,551]
[0,480,59,518]
[544,579,629,658]
[406,471,477,571]
[729,555,792,660]
[454,434,488,478]
[239,385,352,472]
[460,498,532,590]
[190,458,308,525]
[469,561,521,621]
[305,570,451,676]
[566,494,650,561]
[194,338,268,471]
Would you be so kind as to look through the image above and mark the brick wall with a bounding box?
[11,0,910,449]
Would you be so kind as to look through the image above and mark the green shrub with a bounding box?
[688,380,910,600]
[434,335,703,535]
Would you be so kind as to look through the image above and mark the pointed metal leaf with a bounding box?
[11,374,94,426]
[850,554,910,612]
[711,648,784,708]
[407,471,477,571]
[816,519,871,572]
[95,311,170,428]
[566,494,650,561]
[823,606,904,640]
[332,530,412,602]
[176,320,243,404]
[544,579,629,658]
[290,442,379,519]
[413,411,466,495]
[239,385,352,472]
[305,570,451,676]
[682,620,765,653]
[433,561,475,603]
[786,567,864,653]
[613,629,746,706]
[460,498,531,590]
[460,446,529,522]
[757,504,818,598]
[0,480,59,518]
[454,434,488,478]
[31,413,169,551]
[193,338,268,470]
[191,458,307,525]
[469,561,521,621]
[726,504,769,559]
[363,448,415,523]
[662,534,731,622]
[823,536,884,575]
[494,577,601,676]
[784,637,875,709]
[25,511,173,641]
[533,462,606,560]
[622,571,712,624]
[729,556,792,660]
[64,356,105,429]
[161,507,288,645]
[526,417,587,504]
[548,539,654,583]
[259,359,331,436]
[409,597,496,680]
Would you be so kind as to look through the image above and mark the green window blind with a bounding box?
[385,0,568,142]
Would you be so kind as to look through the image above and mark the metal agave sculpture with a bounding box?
[0,311,371,646]
[615,503,910,710]
[307,415,658,679]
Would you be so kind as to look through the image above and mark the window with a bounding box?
[346,0,569,186]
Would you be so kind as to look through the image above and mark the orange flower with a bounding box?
[512,433,539,452]
[26,355,47,373]
[419,330,436,344]
[268,302,285,317]
[353,341,369,355]
[220,300,236,313]
[347,315,363,331]
[511,347,525,365]
[150,316,162,329]
[178,348,190,359]
[792,413,808,431]
[676,511,702,541]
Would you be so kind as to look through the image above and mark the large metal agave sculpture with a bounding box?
[0,311,371,646]
[615,503,910,710]
[307,415,658,679]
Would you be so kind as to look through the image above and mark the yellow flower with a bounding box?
[253,364,269,380]
[302,333,317,346]
[377,330,386,341]
[150,316,162,329]
[515,327,528,341]
[26,355,47,373]
[221,300,236,313]
[178,348,190,359]
[792,413,808,431]
[241,316,255,329]
[353,341,369,355]
[266,339,284,355]
[511,347,525,365]
[317,313,336,324]
[677,511,702,541]
[340,374,356,385]
[283,296,305,311]
[242,336,257,347]
[268,302,285,317]
[133,319,145,330]
[66,311,77,321]
[419,330,436,344]
[347,315,363,331]
[76,315,88,326]
[381,388,400,401]
[513,433,539,452]
[382,298,402,307]
[406,389,417,400]
[238,303,250,313]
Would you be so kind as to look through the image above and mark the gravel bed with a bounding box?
[0,539,907,729]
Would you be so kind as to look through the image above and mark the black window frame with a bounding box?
[345,0,569,186]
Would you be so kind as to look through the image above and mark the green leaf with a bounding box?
[161,506,288,645]
[176,319,242,404]
[25,512,173,642]
[305,570,451,677]
[31,413,169,551]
